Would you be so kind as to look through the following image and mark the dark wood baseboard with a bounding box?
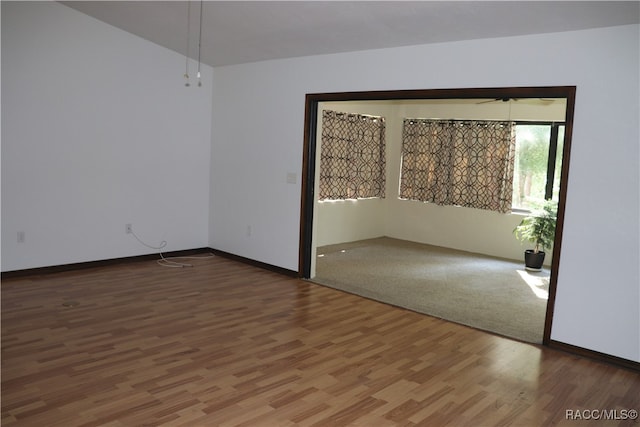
[0,248,213,279]
[209,248,299,278]
[1,247,298,281]
[548,339,640,372]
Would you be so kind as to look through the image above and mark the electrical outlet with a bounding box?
[126,224,132,234]
[17,231,25,243]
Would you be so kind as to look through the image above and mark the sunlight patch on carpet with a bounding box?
[517,269,550,300]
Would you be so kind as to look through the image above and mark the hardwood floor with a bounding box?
[2,256,639,426]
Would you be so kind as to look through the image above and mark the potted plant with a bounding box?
[513,200,557,271]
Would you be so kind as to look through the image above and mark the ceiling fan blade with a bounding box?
[476,99,500,104]
[476,97,514,104]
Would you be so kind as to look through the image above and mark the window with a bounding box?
[318,110,386,200]
[512,123,564,211]
[398,119,564,213]
[399,119,516,213]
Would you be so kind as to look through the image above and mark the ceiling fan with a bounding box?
[476,97,556,105]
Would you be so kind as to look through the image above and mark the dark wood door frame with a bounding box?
[299,86,576,345]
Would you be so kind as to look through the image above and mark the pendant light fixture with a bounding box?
[197,0,203,87]
[184,0,204,87]
[184,1,191,86]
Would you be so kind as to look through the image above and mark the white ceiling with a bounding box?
[62,1,640,67]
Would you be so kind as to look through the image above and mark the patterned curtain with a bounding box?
[400,119,516,213]
[319,110,386,200]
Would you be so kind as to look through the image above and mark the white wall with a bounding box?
[315,199,386,247]
[1,2,213,271]
[210,25,639,362]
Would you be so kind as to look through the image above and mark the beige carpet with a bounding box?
[312,237,550,343]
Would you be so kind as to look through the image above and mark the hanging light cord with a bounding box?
[197,0,203,86]
[184,1,191,86]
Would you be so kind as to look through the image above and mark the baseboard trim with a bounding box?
[2,247,298,280]
[548,339,640,372]
[209,248,299,278]
[1,248,213,279]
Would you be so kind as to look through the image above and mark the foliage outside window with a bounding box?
[512,123,564,211]
[319,110,386,201]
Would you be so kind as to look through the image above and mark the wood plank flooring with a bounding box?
[2,256,639,426]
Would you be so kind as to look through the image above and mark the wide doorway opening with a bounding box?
[299,87,576,344]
